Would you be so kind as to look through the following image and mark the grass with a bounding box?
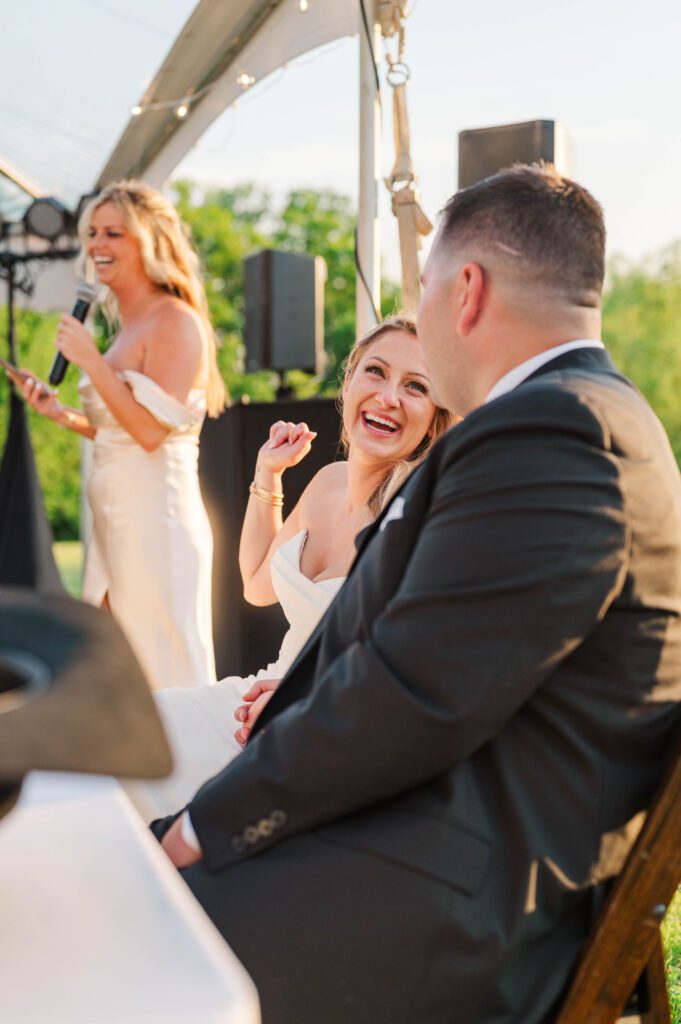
[664,888,681,1022]
[53,540,83,598]
[49,537,681,1016]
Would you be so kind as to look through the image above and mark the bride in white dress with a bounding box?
[127,316,456,821]
[18,180,226,691]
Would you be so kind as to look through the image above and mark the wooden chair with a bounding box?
[555,736,681,1024]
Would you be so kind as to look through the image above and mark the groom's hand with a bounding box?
[161,814,203,869]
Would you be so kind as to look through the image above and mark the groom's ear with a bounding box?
[456,262,485,336]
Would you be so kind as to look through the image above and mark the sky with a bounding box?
[2,0,681,282]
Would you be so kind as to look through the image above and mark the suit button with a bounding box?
[270,809,287,828]
[232,835,247,853]
[244,825,260,845]
[258,818,274,838]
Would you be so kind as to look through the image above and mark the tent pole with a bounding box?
[356,0,381,338]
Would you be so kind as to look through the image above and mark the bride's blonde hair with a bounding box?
[339,314,457,515]
[78,180,227,417]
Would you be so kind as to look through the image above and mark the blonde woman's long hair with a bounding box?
[79,180,227,417]
[340,315,457,516]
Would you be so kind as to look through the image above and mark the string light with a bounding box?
[236,71,256,89]
[129,82,211,119]
[128,1,333,123]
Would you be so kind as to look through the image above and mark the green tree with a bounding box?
[0,307,82,539]
[171,180,279,401]
[272,188,400,387]
[174,181,400,397]
[602,243,681,462]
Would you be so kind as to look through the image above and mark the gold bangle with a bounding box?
[249,481,284,507]
[55,409,76,429]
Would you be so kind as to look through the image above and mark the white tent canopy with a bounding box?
[99,0,358,188]
[2,0,386,332]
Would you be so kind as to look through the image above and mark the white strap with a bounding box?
[119,370,204,432]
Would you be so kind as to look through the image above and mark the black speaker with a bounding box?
[458,119,572,189]
[199,398,342,679]
[244,249,326,374]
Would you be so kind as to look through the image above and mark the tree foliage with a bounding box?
[0,307,81,539]
[172,181,399,396]
[602,243,681,463]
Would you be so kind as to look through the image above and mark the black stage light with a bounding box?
[23,196,71,241]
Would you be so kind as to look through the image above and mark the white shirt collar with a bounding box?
[485,339,605,404]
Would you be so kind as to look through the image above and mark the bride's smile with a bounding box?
[343,329,437,464]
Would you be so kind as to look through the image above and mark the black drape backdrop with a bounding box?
[199,398,341,679]
[0,392,63,591]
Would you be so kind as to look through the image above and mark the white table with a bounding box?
[0,772,261,1024]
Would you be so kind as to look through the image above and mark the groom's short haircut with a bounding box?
[439,162,605,307]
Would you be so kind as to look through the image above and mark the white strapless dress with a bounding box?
[124,529,344,822]
[79,370,216,691]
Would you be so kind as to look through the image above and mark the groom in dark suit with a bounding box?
[155,164,681,1023]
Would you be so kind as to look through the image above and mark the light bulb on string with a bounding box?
[236,71,256,89]
[299,0,309,11]
[129,78,214,119]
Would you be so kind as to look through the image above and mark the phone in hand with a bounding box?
[0,358,31,388]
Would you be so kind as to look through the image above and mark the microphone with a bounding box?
[48,282,99,386]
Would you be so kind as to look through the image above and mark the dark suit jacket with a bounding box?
[184,348,681,1021]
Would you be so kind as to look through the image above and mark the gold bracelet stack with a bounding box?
[249,481,284,507]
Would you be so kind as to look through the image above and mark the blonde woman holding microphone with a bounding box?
[18,180,225,691]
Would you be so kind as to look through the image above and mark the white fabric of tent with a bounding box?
[98,0,358,189]
[1,0,382,325]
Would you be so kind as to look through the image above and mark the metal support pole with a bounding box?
[356,0,382,339]
[7,263,16,364]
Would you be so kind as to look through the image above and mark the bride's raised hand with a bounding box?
[256,420,317,476]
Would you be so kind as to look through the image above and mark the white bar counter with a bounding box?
[0,772,260,1024]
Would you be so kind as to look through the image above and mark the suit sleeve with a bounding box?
[189,393,629,871]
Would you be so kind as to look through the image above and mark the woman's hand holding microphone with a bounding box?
[53,313,100,375]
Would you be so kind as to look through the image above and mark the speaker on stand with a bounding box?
[457,119,573,189]
[244,248,326,393]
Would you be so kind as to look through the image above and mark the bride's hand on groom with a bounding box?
[234,679,280,746]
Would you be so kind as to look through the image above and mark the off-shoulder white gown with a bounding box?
[78,370,216,691]
[124,529,344,822]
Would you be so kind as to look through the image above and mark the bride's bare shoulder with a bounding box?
[298,461,348,519]
[310,460,348,493]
